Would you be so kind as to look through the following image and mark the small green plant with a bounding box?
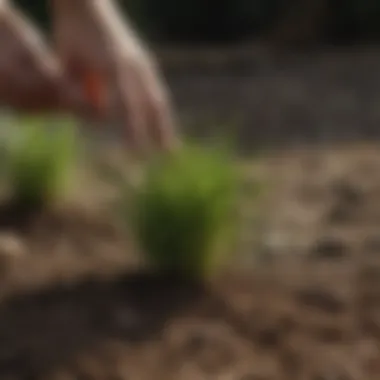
[4,116,78,210]
[123,143,245,280]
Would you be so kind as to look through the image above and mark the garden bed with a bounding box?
[0,143,379,379]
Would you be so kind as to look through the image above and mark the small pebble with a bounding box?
[0,233,25,273]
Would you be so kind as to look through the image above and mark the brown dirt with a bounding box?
[0,143,380,380]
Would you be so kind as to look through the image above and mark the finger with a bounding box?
[110,59,151,156]
[136,69,180,153]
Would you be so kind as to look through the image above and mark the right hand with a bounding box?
[50,0,181,155]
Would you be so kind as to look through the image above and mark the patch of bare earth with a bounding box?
[0,143,380,380]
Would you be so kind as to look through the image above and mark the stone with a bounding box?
[0,233,25,274]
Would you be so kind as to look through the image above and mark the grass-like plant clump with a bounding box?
[4,116,78,210]
[123,143,246,280]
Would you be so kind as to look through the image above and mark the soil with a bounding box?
[0,143,379,380]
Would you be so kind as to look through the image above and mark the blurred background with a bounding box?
[16,0,380,45]
[16,0,380,151]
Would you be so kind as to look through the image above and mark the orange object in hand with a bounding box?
[82,70,107,117]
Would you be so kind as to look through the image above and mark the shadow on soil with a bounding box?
[0,273,204,378]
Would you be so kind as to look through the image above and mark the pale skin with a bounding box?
[0,0,179,154]
[0,0,89,114]
[50,0,179,154]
